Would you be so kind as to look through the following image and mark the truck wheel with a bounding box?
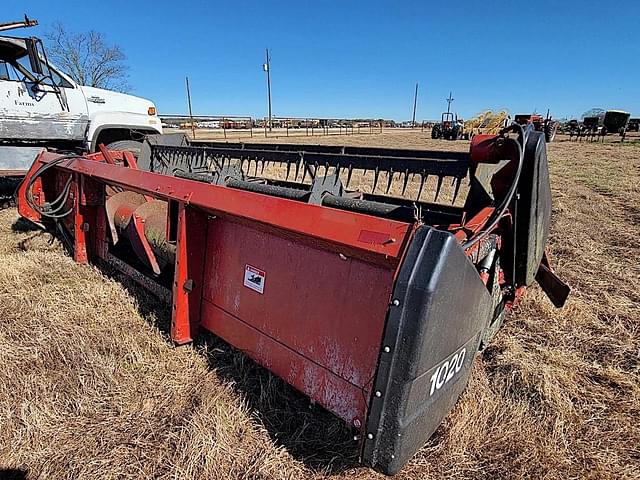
[106,140,143,158]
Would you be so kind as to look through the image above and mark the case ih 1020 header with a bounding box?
[16,127,569,475]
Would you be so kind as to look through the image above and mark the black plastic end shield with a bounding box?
[362,226,493,475]
[515,131,552,286]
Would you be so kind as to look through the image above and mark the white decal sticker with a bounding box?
[429,347,466,396]
[243,264,265,294]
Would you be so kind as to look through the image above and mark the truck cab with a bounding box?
[0,33,162,175]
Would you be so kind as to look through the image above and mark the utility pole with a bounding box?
[411,82,419,128]
[263,49,272,131]
[446,91,454,114]
[185,76,196,139]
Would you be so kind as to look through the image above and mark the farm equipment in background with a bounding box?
[15,128,569,475]
[627,118,640,133]
[573,116,601,141]
[569,110,631,142]
[514,111,558,143]
[603,110,631,139]
[562,119,580,136]
[431,91,468,141]
[464,110,509,139]
[431,112,468,140]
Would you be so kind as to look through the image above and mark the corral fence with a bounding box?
[261,117,385,138]
[159,115,391,140]
[159,115,255,140]
[420,121,436,132]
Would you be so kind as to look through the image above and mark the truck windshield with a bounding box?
[14,54,73,88]
[0,50,73,89]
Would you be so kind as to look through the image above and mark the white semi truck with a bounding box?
[0,17,162,188]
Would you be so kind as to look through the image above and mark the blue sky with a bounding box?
[5,1,639,120]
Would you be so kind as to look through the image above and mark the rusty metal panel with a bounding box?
[201,300,369,425]
[199,216,396,422]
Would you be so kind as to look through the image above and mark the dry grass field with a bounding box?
[0,131,638,479]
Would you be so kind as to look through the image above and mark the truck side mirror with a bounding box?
[25,37,44,76]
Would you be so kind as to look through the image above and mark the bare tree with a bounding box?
[45,23,130,92]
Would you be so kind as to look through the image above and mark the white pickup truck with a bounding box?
[0,32,162,178]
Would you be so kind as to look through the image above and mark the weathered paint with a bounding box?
[0,111,89,141]
[199,216,396,421]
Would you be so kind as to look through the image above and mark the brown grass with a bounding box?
[0,131,638,479]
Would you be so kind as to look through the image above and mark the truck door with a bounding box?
[0,51,88,143]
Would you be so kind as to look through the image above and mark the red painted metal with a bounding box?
[43,156,412,262]
[469,134,500,165]
[80,176,108,260]
[201,301,369,426]
[129,212,162,275]
[122,150,139,170]
[105,193,173,273]
[17,150,406,423]
[171,203,208,344]
[73,175,88,264]
[98,143,117,165]
[106,191,146,243]
[134,200,174,269]
[452,206,495,244]
[199,216,395,423]
[13,149,519,424]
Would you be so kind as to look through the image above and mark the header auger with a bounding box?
[16,128,569,475]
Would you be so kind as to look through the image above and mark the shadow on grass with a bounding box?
[0,468,28,480]
[11,217,40,233]
[110,264,359,475]
[10,217,59,252]
[196,332,360,474]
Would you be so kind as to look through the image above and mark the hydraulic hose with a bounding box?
[462,123,526,250]
[20,154,84,220]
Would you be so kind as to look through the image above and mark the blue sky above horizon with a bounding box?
[6,1,639,121]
